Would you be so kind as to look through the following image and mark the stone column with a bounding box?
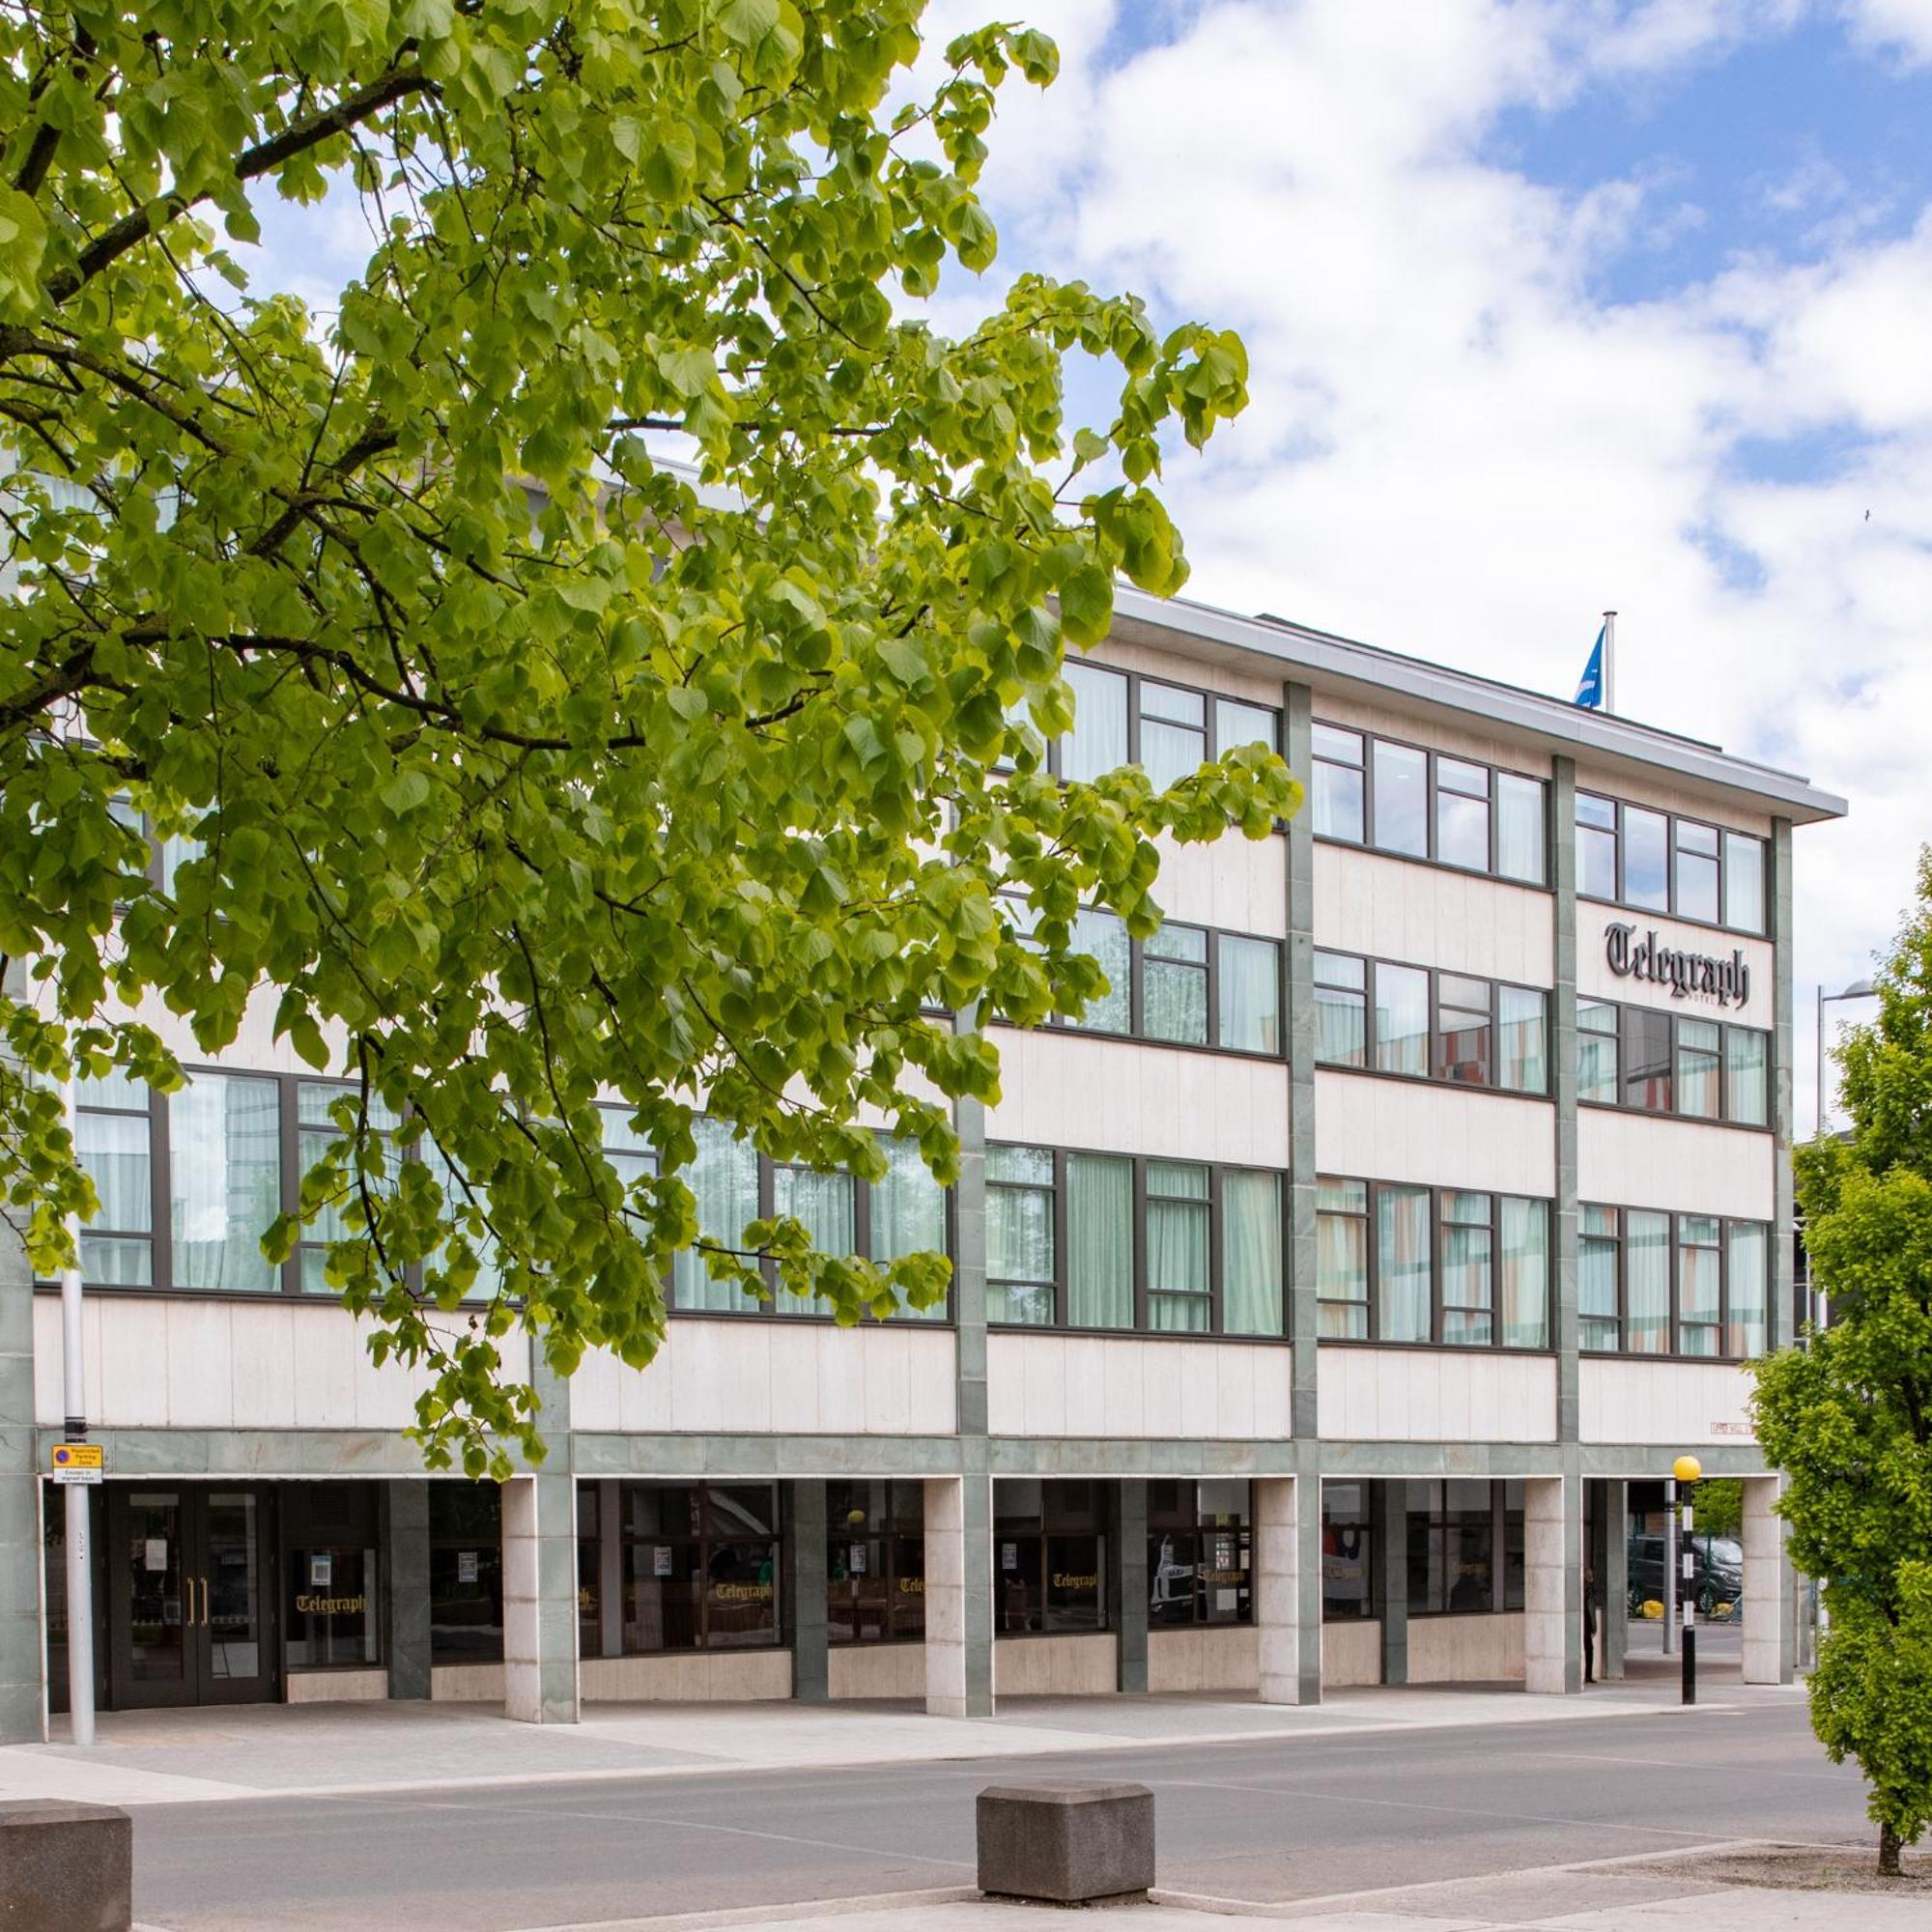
[1602,1480,1629,1681]
[1771,820,1797,1349]
[502,1365,580,1724]
[1742,1474,1792,1686]
[0,952,44,1744]
[1523,1473,1580,1694]
[1283,683,1320,1443]
[1113,1480,1148,1694]
[384,1480,432,1701]
[787,1479,829,1702]
[1550,757,1580,1443]
[1257,1476,1318,1704]
[924,1472,993,1717]
[1377,1483,1408,1688]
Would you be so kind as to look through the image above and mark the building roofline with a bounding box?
[1110,587,1849,826]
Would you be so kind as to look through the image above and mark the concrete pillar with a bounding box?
[1550,756,1580,1444]
[1772,820,1797,1349]
[924,1471,992,1717]
[1257,1476,1319,1704]
[1377,1483,1408,1688]
[1114,1481,1148,1694]
[1283,682,1320,1436]
[597,1479,623,1662]
[1742,1474,1792,1686]
[1524,1474,1580,1694]
[501,1470,579,1723]
[1602,1480,1629,1681]
[787,1479,829,1702]
[384,1480,432,1700]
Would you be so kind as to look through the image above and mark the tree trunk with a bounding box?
[1880,1820,1902,1877]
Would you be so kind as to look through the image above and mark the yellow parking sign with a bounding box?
[50,1442,104,1485]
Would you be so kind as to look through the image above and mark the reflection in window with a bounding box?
[1314,952,1367,1066]
[1577,1000,1620,1103]
[1320,1482,1373,1617]
[826,1480,924,1643]
[994,1481,1108,1634]
[1435,756,1491,870]
[1150,1479,1252,1628]
[1622,807,1670,911]
[1372,740,1429,857]
[1374,964,1430,1077]
[1143,923,1208,1044]
[1311,724,1365,841]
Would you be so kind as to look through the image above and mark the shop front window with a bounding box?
[283,1482,381,1669]
[612,1483,781,1653]
[827,1481,925,1643]
[1149,1480,1252,1628]
[429,1482,504,1664]
[994,1481,1109,1635]
[1321,1483,1374,1619]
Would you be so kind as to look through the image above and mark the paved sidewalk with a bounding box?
[6,1672,1800,1811]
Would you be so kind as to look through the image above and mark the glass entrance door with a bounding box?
[105,1486,276,1708]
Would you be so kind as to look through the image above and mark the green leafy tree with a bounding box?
[0,0,1289,1474]
[1755,852,1932,1876]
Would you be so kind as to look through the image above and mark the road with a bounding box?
[130,1701,1870,1930]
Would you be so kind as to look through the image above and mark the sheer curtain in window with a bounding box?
[773,1168,855,1316]
[871,1136,948,1321]
[1499,1197,1549,1348]
[1627,1209,1671,1353]
[75,1071,153,1286]
[672,1118,760,1312]
[1377,1185,1431,1342]
[1216,936,1281,1053]
[1062,662,1129,781]
[1498,987,1548,1094]
[1726,1222,1768,1358]
[1067,909,1130,1034]
[1495,773,1546,884]
[1222,1170,1282,1336]
[170,1074,280,1291]
[1147,1162,1210,1332]
[1065,1153,1133,1329]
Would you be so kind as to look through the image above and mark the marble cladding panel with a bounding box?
[986,1032,1293,1169]
[985,1334,1293,1440]
[579,1650,794,1702]
[1313,846,1555,986]
[567,1320,957,1436]
[1407,1611,1525,1684]
[1313,1073,1556,1197]
[991,1632,1119,1696]
[1577,1357,1756,1446]
[1577,1109,1775,1222]
[1146,1625,1260,1694]
[1318,1348,1558,1444]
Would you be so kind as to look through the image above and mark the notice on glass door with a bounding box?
[144,1539,167,1573]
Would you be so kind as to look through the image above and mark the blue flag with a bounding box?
[1575,623,1606,709]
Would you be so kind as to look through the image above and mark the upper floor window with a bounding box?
[1314,952,1548,1095]
[1058,661,1280,788]
[1575,793,1766,935]
[1578,1205,1769,1359]
[986,1145,1284,1338]
[1311,724,1546,886]
[1577,998,1770,1126]
[1316,1177,1550,1349]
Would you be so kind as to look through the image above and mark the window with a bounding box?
[986,1146,1285,1337]
[670,1117,760,1313]
[1577,1001,1619,1103]
[1312,724,1365,841]
[1317,952,1548,1098]
[170,1073,281,1292]
[1495,773,1547,885]
[298,1083,405,1293]
[1321,1483,1374,1618]
[995,1481,1108,1634]
[871,1135,949,1320]
[1314,952,1367,1066]
[1139,680,1208,788]
[1582,1204,1774,1359]
[1316,1178,1369,1339]
[987,1144,1056,1326]
[1217,697,1280,756]
[429,1483,503,1664]
[72,1069,154,1287]
[607,1483,781,1653]
[1150,1480,1252,1628]
[1435,757,1491,871]
[771,1165,855,1317]
[1062,661,1130,781]
[826,1481,924,1644]
[1216,934,1282,1054]
[1321,1177,1552,1350]
[1575,795,1767,933]
[1406,1481,1523,1615]
[1064,908,1130,1035]
[284,1483,380,1669]
[1579,998,1772,1128]
[1372,740,1429,857]
[1143,924,1209,1044]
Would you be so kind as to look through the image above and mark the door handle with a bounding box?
[201,1577,212,1628]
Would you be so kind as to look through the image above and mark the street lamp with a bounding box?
[1815,979,1876,1137]
[1673,1455,1702,1706]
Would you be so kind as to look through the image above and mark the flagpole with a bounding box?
[1601,610,1616,715]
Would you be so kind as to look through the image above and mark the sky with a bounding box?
[248,0,1932,1128]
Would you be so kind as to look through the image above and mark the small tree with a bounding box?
[1754,852,1932,1876]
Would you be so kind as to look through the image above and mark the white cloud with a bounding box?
[945,0,1930,1125]
[1840,0,1932,64]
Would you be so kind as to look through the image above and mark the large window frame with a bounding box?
[1148,1479,1254,1630]
[993,1480,1111,1637]
[986,1143,1287,1339]
[1406,1479,1526,1617]
[1576,997,1772,1128]
[1314,950,1549,1095]
[1311,722,1548,887]
[1050,660,1283,789]
[825,1480,926,1646]
[1577,1204,1772,1361]
[592,1481,785,1656]
[1574,791,1768,936]
[1315,1177,1552,1351]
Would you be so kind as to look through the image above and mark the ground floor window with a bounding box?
[429,1482,504,1664]
[1321,1482,1374,1618]
[1406,1480,1524,1615]
[994,1480,1109,1634]
[1148,1479,1252,1628]
[827,1480,925,1643]
[599,1483,782,1653]
[283,1483,380,1668]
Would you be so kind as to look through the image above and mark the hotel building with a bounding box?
[0,591,1845,1736]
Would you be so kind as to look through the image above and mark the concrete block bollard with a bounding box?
[0,1800,133,1932]
[976,1782,1155,1904]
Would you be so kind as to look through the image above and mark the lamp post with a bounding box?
[1814,979,1876,1138]
[1673,1455,1702,1706]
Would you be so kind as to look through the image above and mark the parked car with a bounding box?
[1627,1533,1744,1617]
